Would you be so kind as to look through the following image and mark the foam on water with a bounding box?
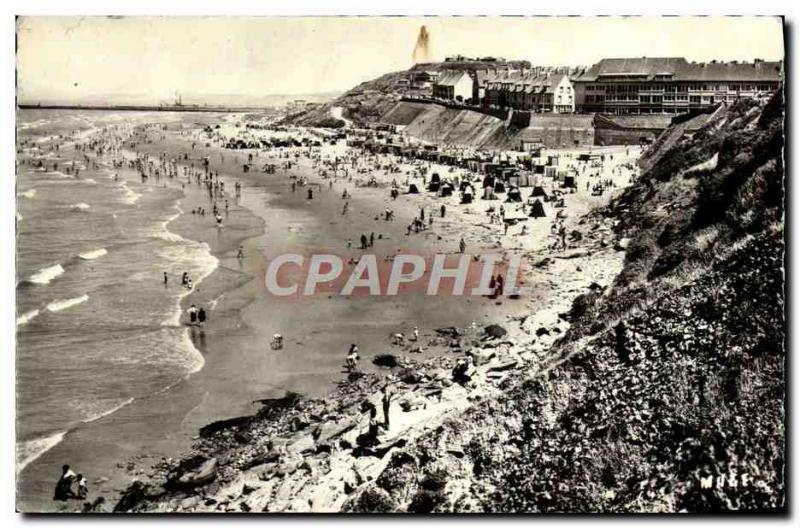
[16,309,40,326]
[78,248,108,260]
[18,189,37,199]
[81,397,135,424]
[120,181,142,205]
[29,264,65,285]
[16,431,67,476]
[46,294,89,312]
[70,203,91,211]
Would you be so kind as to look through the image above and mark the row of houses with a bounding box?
[417,56,782,115]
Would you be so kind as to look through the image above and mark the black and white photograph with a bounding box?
[9,8,790,517]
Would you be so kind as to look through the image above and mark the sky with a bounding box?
[16,16,785,106]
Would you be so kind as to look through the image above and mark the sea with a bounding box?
[15,109,218,476]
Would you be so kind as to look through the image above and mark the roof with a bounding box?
[435,70,471,86]
[575,57,783,83]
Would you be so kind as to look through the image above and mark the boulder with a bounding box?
[167,458,218,491]
[483,324,508,339]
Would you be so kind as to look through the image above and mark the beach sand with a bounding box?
[16,113,638,511]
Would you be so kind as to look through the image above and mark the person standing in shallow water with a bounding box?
[198,307,206,327]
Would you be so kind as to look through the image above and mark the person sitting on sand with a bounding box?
[76,474,88,500]
[54,465,77,501]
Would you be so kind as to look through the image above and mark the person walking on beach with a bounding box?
[360,234,368,249]
[237,245,244,260]
[164,272,168,286]
[441,204,446,218]
[369,232,375,248]
[198,307,206,327]
[382,384,393,430]
[459,237,466,254]
[188,304,198,325]
[346,344,360,372]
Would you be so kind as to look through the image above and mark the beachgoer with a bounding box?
[188,304,198,325]
[54,465,76,501]
[198,308,206,327]
[76,474,88,499]
[441,204,446,218]
[459,237,466,254]
[163,272,168,285]
[346,344,360,372]
[237,245,244,260]
[382,384,393,429]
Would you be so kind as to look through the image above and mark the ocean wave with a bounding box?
[121,182,142,205]
[81,397,135,424]
[18,189,37,199]
[78,248,108,260]
[16,431,67,476]
[46,294,89,312]
[16,309,40,326]
[70,202,91,211]
[29,264,65,285]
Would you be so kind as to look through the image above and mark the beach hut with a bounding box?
[408,183,420,194]
[506,187,523,202]
[529,199,546,218]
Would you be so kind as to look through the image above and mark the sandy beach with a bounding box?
[17,111,637,512]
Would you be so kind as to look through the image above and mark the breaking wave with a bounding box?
[46,294,89,312]
[16,309,40,326]
[16,431,67,476]
[78,248,108,260]
[29,264,65,285]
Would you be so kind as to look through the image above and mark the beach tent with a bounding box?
[529,199,546,218]
[482,186,495,200]
[408,183,420,194]
[439,184,454,197]
[506,187,523,202]
[461,187,474,204]
[428,180,441,192]
[482,175,495,189]
[562,176,576,189]
[531,186,549,199]
[493,181,506,193]
[459,181,471,192]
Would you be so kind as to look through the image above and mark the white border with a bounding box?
[2,1,797,527]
